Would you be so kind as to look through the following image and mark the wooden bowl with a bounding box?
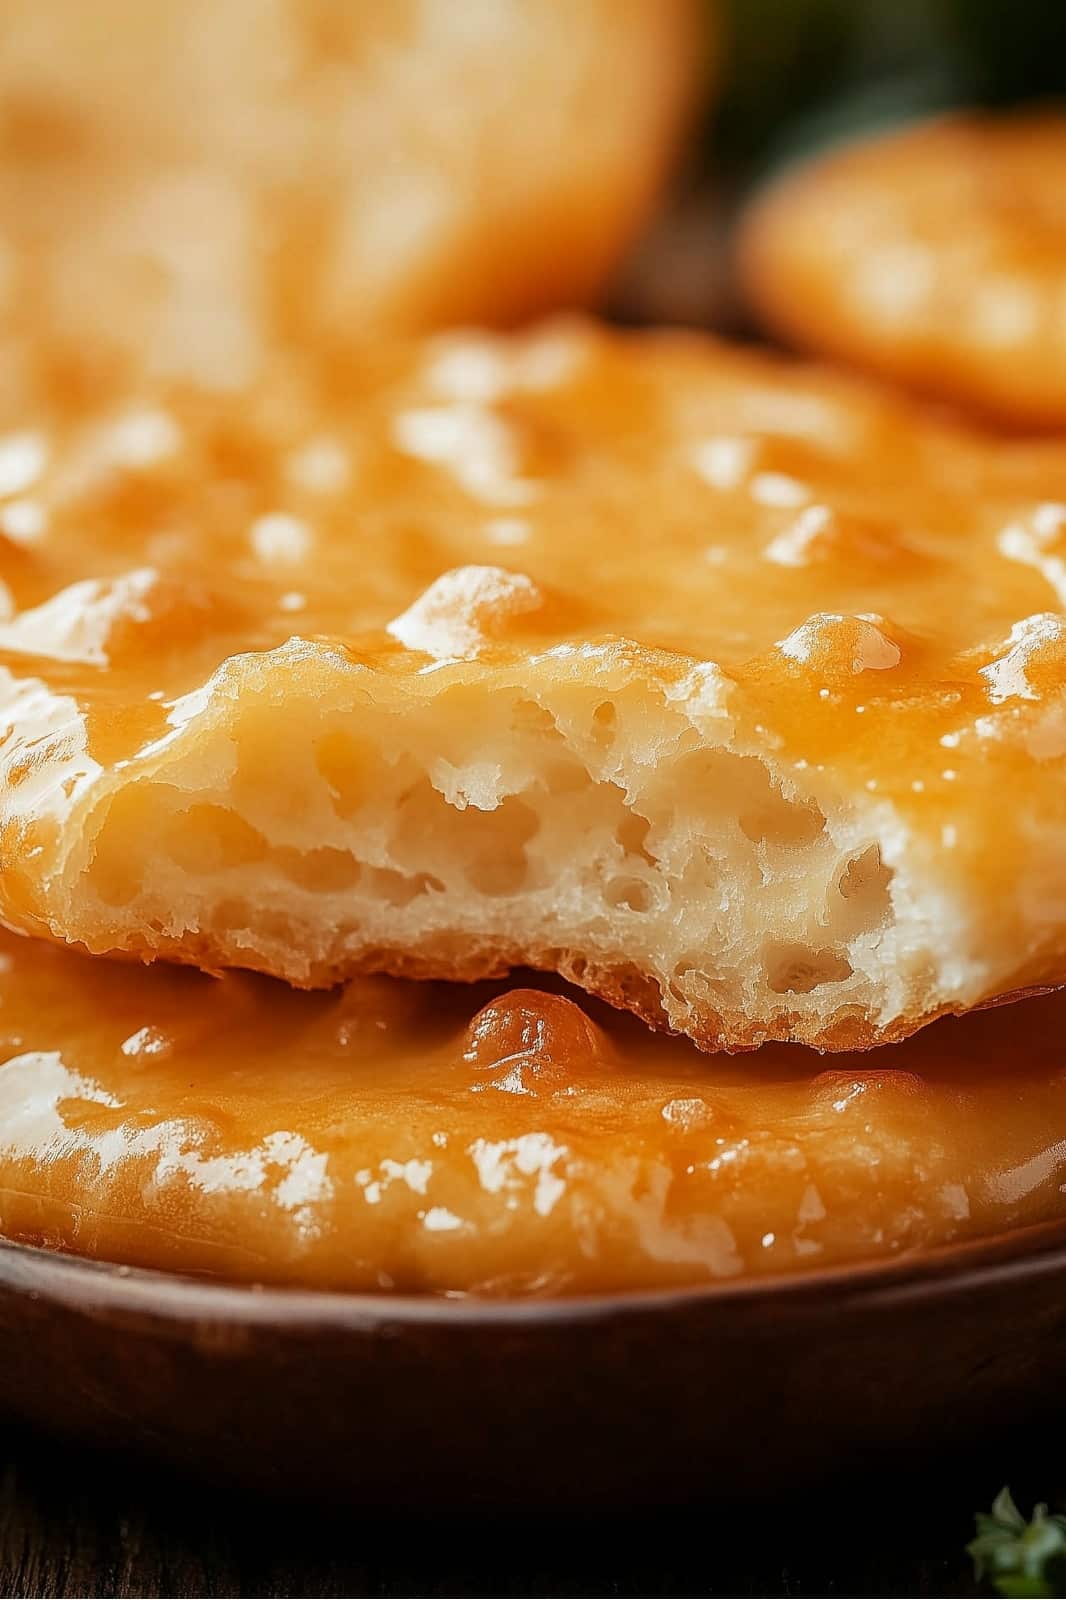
[2,1225,1066,1508]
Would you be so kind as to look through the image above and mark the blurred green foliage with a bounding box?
[969,1487,1066,1598]
[709,0,1066,178]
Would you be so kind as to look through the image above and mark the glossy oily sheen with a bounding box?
[7,322,1066,1050]
[2,928,1066,1295]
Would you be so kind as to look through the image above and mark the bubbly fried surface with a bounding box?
[0,0,695,396]
[740,113,1066,428]
[4,322,1066,1049]
[2,928,1066,1294]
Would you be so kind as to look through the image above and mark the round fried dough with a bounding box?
[3,322,1066,1050]
[740,112,1066,428]
[0,0,698,394]
[4,930,1066,1291]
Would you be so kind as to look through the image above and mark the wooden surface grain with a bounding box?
[0,1422,1051,1598]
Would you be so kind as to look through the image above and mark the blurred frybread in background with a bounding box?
[0,0,702,406]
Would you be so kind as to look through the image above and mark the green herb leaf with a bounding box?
[968,1489,1066,1598]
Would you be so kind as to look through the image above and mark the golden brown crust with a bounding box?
[52,918,1049,1057]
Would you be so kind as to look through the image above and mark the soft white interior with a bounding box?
[63,644,970,1048]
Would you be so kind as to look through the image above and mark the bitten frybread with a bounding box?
[4,323,1066,1050]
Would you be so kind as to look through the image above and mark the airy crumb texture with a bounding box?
[0,0,697,398]
[739,112,1066,428]
[5,322,1066,1050]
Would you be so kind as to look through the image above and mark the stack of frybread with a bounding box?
[1,3,1066,1294]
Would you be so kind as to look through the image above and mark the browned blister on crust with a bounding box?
[5,322,1066,1050]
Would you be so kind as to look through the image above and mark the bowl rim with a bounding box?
[5,1214,1066,1330]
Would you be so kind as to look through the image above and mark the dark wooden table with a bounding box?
[0,1421,1054,1597]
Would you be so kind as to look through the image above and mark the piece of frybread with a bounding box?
[3,323,1066,1050]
